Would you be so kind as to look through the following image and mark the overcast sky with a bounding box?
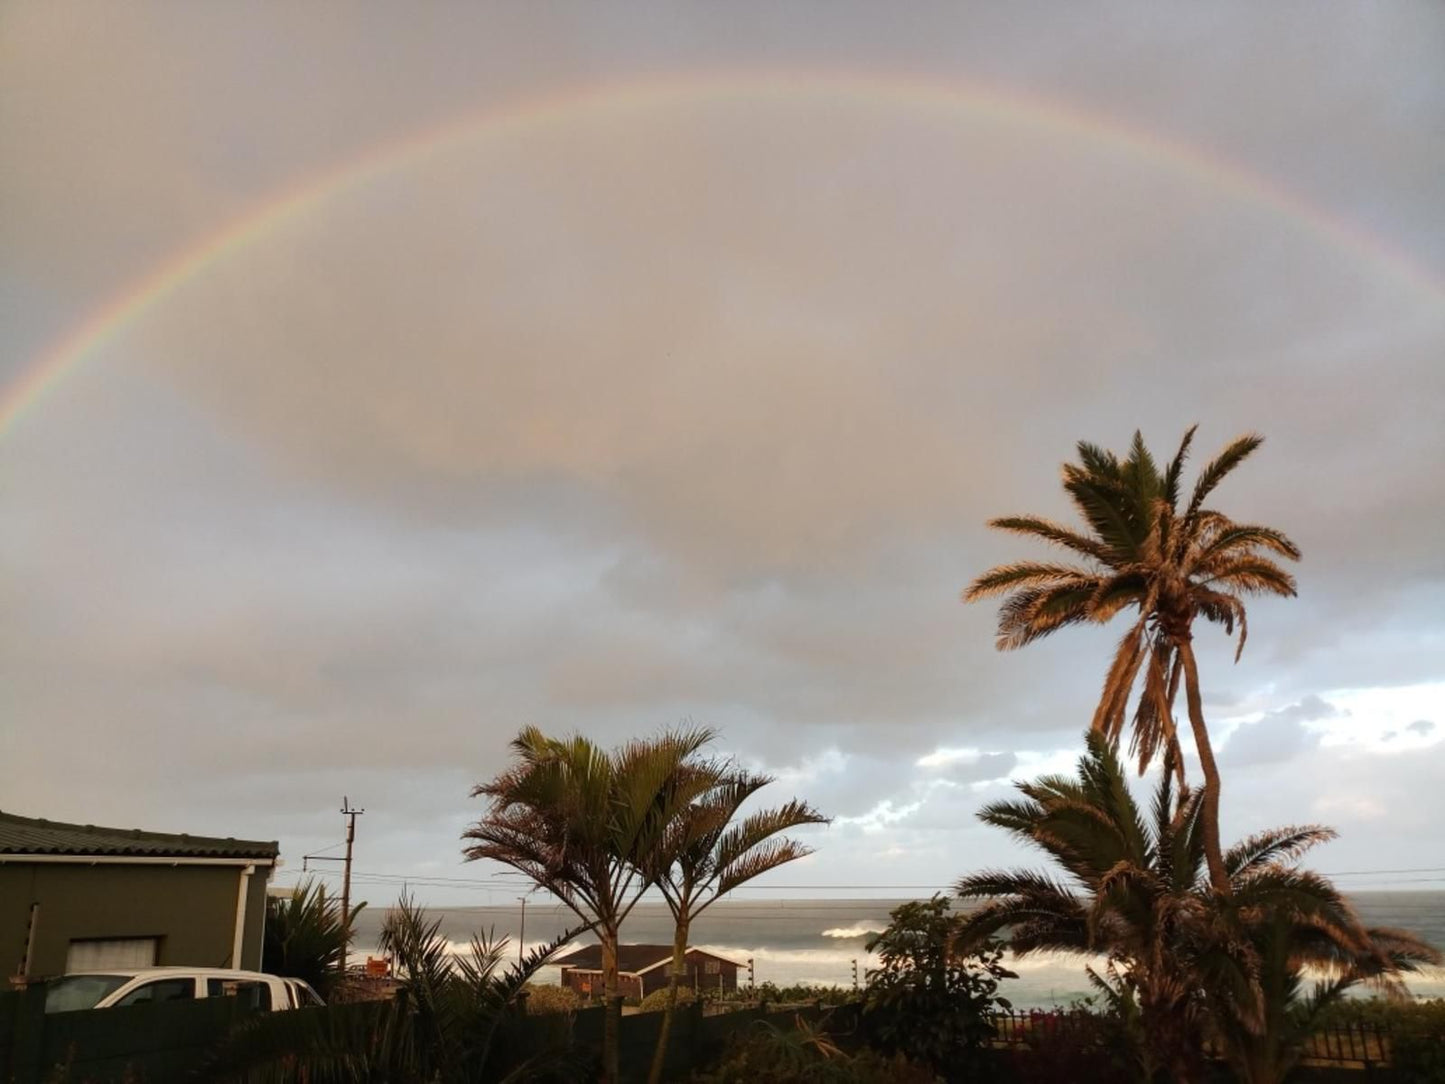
[3,2,1443,907]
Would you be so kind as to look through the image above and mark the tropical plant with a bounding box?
[858,895,1013,1081]
[1208,908,1438,1084]
[964,427,1300,892]
[262,879,361,997]
[205,893,583,1083]
[954,732,1427,1084]
[463,726,717,1083]
[645,766,827,1084]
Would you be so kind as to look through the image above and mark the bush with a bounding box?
[521,982,580,1014]
[753,982,856,1006]
[263,880,362,998]
[857,896,1014,1082]
[639,985,702,1012]
[1315,998,1445,1084]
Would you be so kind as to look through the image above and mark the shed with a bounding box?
[554,943,743,1000]
[0,811,278,983]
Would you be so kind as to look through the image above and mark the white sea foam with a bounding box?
[820,924,883,939]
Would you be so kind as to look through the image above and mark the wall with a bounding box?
[0,861,271,977]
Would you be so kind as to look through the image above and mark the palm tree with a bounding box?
[207,894,583,1083]
[463,726,716,1084]
[644,768,827,1084]
[953,732,1425,1084]
[964,427,1300,892]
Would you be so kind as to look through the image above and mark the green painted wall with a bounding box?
[0,862,272,978]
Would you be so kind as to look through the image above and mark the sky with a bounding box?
[2,2,1444,909]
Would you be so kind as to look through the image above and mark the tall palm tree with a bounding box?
[644,768,827,1084]
[953,733,1424,1084]
[462,726,716,1084]
[964,427,1301,892]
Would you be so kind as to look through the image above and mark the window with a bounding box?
[44,974,130,1013]
[66,937,158,971]
[113,978,195,1006]
[704,961,721,975]
[286,979,325,1007]
[207,978,272,1010]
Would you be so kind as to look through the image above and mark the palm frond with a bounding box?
[1186,433,1264,525]
[986,514,1116,563]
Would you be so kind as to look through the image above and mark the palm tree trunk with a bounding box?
[601,924,621,1084]
[1177,637,1231,894]
[647,916,690,1084]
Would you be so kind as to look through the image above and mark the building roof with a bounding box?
[0,811,278,861]
[554,944,743,975]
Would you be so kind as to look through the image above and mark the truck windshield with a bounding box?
[45,974,130,1013]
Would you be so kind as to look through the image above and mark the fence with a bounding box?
[0,987,1414,1084]
[0,986,251,1083]
[989,1008,1397,1069]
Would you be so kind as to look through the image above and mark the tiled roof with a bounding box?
[0,810,278,861]
[555,944,743,973]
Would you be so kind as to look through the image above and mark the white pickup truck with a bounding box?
[43,967,325,1013]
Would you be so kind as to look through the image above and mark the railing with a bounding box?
[987,1009,1395,1067]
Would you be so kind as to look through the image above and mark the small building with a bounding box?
[0,811,278,982]
[555,944,743,1000]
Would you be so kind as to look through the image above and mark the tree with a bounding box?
[645,768,827,1084]
[859,895,1014,1080]
[953,732,1424,1084]
[964,427,1300,892]
[262,879,363,998]
[207,894,582,1083]
[462,726,715,1084]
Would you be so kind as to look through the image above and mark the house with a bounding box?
[554,944,743,1000]
[0,811,279,983]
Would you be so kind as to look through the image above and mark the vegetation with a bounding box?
[753,982,857,1006]
[858,896,1013,1081]
[463,726,718,1083]
[207,894,583,1083]
[262,879,363,998]
[645,765,827,1084]
[521,982,581,1015]
[965,428,1300,892]
[955,731,1436,1082]
[688,1015,938,1084]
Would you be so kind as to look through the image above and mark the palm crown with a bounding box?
[965,427,1300,892]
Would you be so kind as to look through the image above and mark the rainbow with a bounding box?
[5,70,1443,438]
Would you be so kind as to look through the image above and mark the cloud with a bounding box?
[2,3,1444,901]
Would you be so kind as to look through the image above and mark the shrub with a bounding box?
[262,880,362,997]
[753,982,856,1006]
[640,985,702,1012]
[521,982,581,1014]
[857,895,1014,1082]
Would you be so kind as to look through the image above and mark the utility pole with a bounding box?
[746,957,754,991]
[517,897,527,965]
[339,797,364,976]
[850,959,858,992]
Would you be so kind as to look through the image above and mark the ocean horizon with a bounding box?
[350,890,1445,1008]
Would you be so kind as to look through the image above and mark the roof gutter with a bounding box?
[0,854,275,867]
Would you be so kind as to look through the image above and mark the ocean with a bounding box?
[349,891,1445,1008]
